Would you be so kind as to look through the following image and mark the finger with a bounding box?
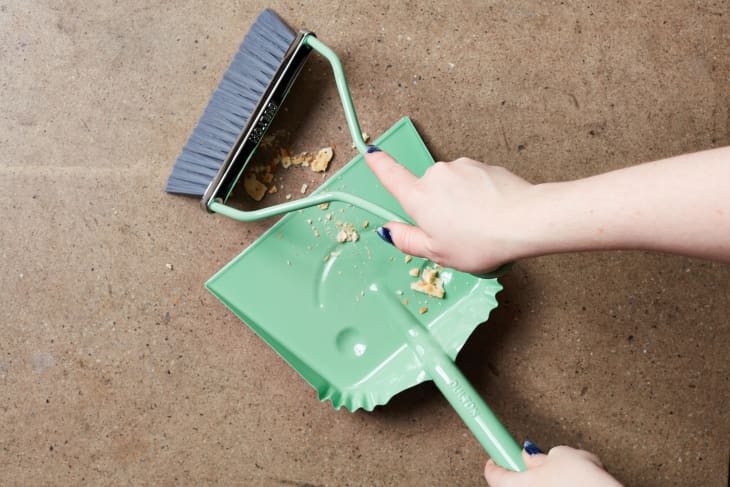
[483,459,525,487]
[376,222,432,259]
[364,147,420,209]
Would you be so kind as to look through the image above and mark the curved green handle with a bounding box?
[384,295,526,472]
[304,35,369,154]
[209,191,403,223]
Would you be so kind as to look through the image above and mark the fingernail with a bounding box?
[523,440,543,456]
[376,226,393,245]
[366,145,381,154]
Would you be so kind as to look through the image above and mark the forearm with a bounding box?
[522,147,730,262]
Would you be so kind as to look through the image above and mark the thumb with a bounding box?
[376,222,432,259]
[522,440,548,469]
[484,459,524,487]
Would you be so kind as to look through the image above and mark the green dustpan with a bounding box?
[206,117,526,472]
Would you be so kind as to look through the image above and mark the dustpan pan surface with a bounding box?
[206,117,502,412]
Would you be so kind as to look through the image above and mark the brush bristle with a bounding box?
[165,9,296,196]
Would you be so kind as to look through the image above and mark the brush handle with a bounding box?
[384,295,527,472]
[303,36,369,154]
[209,191,403,222]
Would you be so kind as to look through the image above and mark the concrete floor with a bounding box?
[1,1,729,485]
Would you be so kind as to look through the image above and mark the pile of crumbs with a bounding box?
[243,143,335,201]
[410,266,445,299]
[336,222,359,243]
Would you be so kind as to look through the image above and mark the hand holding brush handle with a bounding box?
[365,146,730,273]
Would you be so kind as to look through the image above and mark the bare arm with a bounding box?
[365,146,730,273]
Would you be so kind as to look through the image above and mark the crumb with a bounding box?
[318,203,329,210]
[279,148,292,168]
[409,268,420,277]
[410,266,445,299]
[311,147,334,172]
[419,307,428,314]
[285,193,292,200]
[165,263,173,270]
[362,220,369,229]
[313,230,320,237]
[323,254,330,262]
[402,299,409,305]
[260,172,274,184]
[306,218,313,224]
[339,208,344,213]
[336,222,359,243]
[300,183,308,194]
[268,185,278,194]
[244,175,267,201]
[360,290,365,296]
[404,255,413,263]
[276,233,283,239]
[325,213,333,221]
[396,290,403,295]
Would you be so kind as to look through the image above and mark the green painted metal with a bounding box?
[206,117,526,471]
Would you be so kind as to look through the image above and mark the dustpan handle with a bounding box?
[385,296,527,472]
[303,36,369,154]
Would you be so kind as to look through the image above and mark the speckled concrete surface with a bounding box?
[1,1,729,485]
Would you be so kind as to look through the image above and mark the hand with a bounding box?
[484,442,623,487]
[365,148,536,274]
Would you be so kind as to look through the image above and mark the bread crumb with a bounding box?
[336,223,359,243]
[306,218,312,224]
[362,221,369,229]
[311,147,334,172]
[268,185,278,194]
[419,307,428,314]
[396,290,403,295]
[410,266,445,299]
[285,193,292,200]
[404,255,413,264]
[318,203,329,210]
[243,175,267,201]
[402,299,409,305]
[323,254,330,262]
[165,263,173,270]
[313,230,320,238]
[408,268,420,277]
[300,183,308,194]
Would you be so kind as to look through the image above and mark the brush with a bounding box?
[165,9,385,220]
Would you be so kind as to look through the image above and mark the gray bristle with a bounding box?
[166,9,296,196]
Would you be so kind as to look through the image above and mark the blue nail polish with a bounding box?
[523,440,543,456]
[366,145,381,154]
[376,226,393,245]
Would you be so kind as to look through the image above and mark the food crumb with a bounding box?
[268,185,278,194]
[285,193,292,200]
[419,307,428,314]
[410,266,445,299]
[404,255,413,263]
[165,263,173,270]
[323,254,330,262]
[319,203,329,210]
[335,223,359,243]
[300,183,308,194]
[409,268,420,277]
[402,299,409,305]
[244,175,268,201]
[362,220,369,229]
[313,230,320,237]
[396,290,403,295]
[311,146,334,172]
[306,218,313,224]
